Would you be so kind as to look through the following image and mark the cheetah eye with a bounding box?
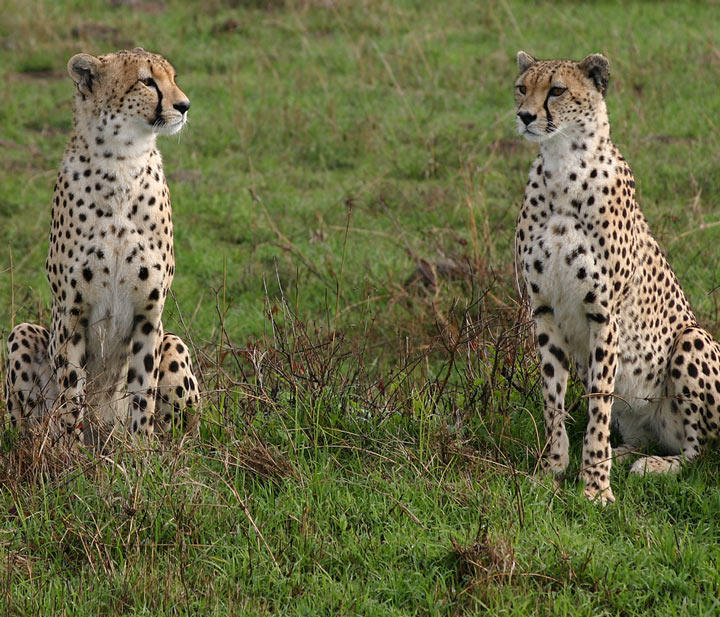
[140,77,156,88]
[516,85,527,95]
[549,87,567,97]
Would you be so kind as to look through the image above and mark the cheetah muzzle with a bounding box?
[6,48,200,447]
[514,51,720,503]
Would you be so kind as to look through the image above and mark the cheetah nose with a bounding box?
[173,100,190,114]
[518,111,537,126]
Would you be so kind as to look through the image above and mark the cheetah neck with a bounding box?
[66,127,160,173]
[62,132,165,213]
[538,105,612,197]
[73,103,159,161]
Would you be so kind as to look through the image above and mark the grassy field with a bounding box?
[3,0,720,614]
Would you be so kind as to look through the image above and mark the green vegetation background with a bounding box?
[2,0,720,615]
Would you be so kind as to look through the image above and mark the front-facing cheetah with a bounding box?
[514,51,720,503]
[5,48,199,445]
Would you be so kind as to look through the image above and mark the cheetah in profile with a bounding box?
[5,48,199,445]
[514,51,720,503]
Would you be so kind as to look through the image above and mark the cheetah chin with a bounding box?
[153,113,188,136]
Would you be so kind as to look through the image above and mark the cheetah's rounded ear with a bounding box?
[517,51,537,74]
[579,53,610,98]
[68,53,102,97]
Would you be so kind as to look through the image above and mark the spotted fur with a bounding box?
[514,51,720,503]
[5,48,199,444]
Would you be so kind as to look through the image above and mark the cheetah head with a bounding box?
[67,47,190,142]
[514,51,610,143]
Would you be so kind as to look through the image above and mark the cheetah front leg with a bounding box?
[581,316,618,504]
[534,311,571,479]
[125,311,163,438]
[50,307,88,448]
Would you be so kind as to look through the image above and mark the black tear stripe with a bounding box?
[151,73,163,126]
[544,69,556,132]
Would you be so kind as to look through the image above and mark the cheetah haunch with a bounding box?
[6,48,199,445]
[514,51,720,503]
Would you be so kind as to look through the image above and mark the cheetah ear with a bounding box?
[67,53,102,97]
[517,51,537,74]
[579,53,610,97]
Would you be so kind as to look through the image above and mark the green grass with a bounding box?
[3,0,720,614]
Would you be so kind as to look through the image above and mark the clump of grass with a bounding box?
[0,427,70,488]
[229,432,300,484]
[449,528,517,592]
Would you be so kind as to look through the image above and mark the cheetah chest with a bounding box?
[523,214,667,409]
[51,158,173,353]
[525,214,598,359]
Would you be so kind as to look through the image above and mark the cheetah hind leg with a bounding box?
[154,332,200,435]
[5,323,58,433]
[612,443,643,466]
[631,326,719,477]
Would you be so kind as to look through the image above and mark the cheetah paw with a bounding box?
[583,484,615,506]
[612,444,638,465]
[630,456,681,476]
